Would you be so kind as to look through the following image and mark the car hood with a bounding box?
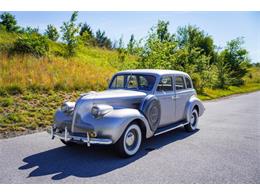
[76,89,147,109]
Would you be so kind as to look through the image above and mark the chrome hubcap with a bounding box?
[190,114,195,125]
[126,131,135,146]
[191,111,197,128]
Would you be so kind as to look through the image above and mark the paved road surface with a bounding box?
[0,91,259,183]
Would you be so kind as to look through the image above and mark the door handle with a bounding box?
[172,96,179,100]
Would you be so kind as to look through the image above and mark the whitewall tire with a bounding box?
[116,123,142,157]
[185,109,199,132]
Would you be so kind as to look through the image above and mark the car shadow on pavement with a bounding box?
[19,127,199,180]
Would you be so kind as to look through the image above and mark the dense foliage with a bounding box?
[0,12,19,32]
[12,34,49,57]
[45,24,59,41]
[0,12,256,92]
[136,21,251,91]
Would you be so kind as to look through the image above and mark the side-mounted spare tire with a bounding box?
[140,95,161,132]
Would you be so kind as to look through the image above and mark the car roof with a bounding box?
[116,69,189,77]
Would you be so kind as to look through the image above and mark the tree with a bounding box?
[45,24,59,41]
[176,25,215,63]
[95,29,112,49]
[0,12,19,32]
[138,21,178,69]
[127,34,135,54]
[156,20,173,42]
[79,23,96,46]
[80,23,93,37]
[20,26,39,34]
[218,37,249,86]
[60,11,80,56]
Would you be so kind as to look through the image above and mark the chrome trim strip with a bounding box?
[154,122,189,136]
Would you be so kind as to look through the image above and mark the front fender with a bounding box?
[185,95,205,122]
[80,108,151,144]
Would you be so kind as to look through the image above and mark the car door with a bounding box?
[174,75,190,122]
[155,75,175,127]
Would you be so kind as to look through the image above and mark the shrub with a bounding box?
[12,34,49,57]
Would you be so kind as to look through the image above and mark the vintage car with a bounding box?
[50,69,205,157]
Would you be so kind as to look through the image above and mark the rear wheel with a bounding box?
[185,109,199,132]
[115,123,142,158]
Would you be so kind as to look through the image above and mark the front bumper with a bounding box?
[49,126,113,146]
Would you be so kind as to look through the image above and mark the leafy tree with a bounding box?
[156,20,173,42]
[95,29,112,49]
[217,37,249,86]
[127,34,136,54]
[139,22,177,69]
[0,12,19,32]
[79,23,96,46]
[45,24,59,41]
[20,26,40,34]
[60,11,80,56]
[177,25,215,63]
[80,23,93,37]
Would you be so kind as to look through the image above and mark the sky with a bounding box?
[2,11,260,62]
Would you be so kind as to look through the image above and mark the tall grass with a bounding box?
[0,52,116,91]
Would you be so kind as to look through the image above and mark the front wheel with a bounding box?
[115,123,142,158]
[185,109,199,132]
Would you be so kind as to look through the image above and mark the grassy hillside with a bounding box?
[0,30,260,137]
[0,30,136,92]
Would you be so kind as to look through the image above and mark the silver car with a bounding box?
[50,69,205,157]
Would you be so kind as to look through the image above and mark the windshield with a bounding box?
[109,74,156,91]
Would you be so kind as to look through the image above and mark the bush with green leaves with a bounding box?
[13,34,49,57]
[44,24,59,41]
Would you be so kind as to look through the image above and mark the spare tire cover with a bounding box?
[141,95,161,132]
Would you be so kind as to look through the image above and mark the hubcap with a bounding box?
[191,111,197,128]
[123,124,142,156]
[126,131,135,146]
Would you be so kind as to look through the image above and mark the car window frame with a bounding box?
[174,75,187,91]
[109,73,157,92]
[156,74,174,93]
[184,76,193,89]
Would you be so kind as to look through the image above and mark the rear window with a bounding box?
[185,77,192,88]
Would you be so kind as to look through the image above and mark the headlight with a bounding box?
[61,102,75,113]
[91,104,113,118]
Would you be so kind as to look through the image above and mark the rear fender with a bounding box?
[185,95,205,122]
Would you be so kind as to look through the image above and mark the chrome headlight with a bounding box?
[61,102,75,113]
[91,104,113,118]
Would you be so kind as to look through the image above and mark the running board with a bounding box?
[154,121,189,136]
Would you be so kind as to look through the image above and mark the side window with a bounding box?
[185,77,192,89]
[157,76,173,92]
[111,75,124,88]
[175,76,186,90]
[126,75,138,89]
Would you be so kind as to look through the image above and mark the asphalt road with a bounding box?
[0,91,259,183]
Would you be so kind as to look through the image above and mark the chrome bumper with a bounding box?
[50,126,113,146]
